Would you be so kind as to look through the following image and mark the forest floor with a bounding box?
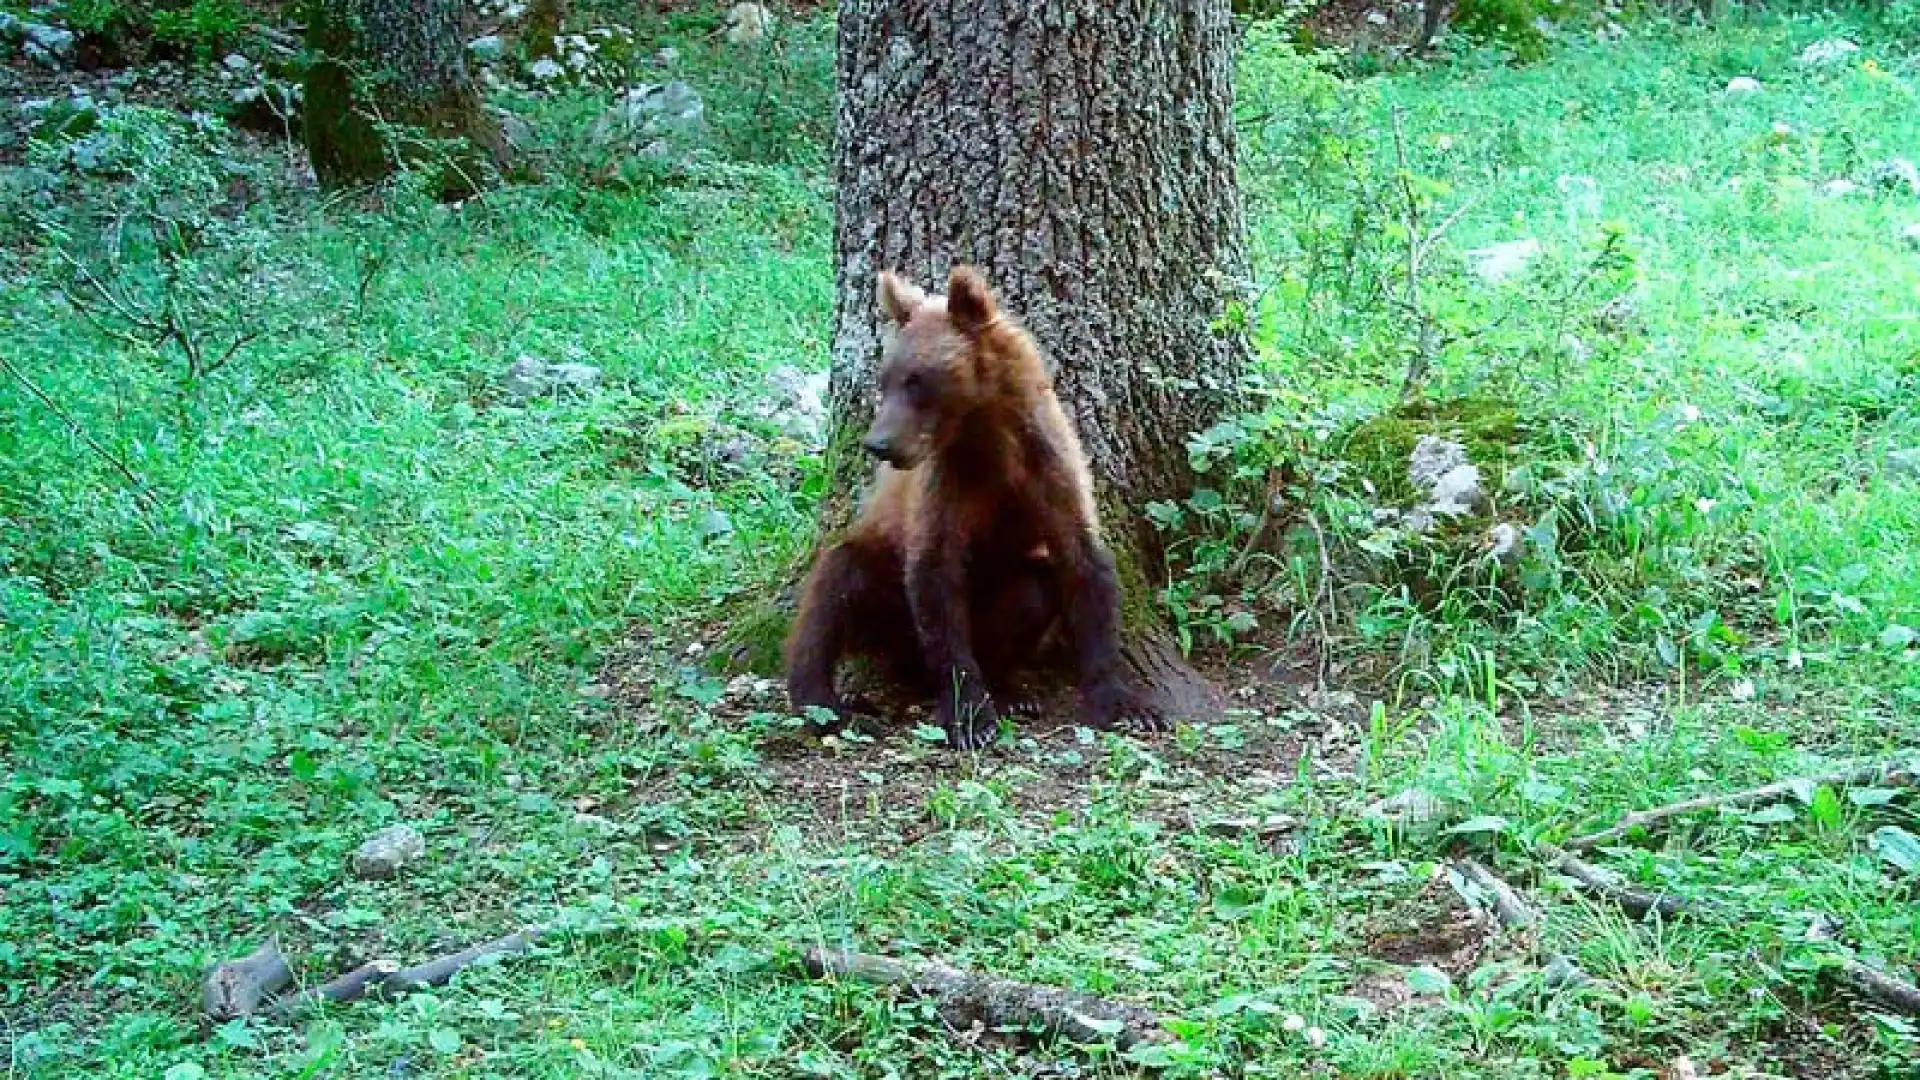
[6,4,1920,1079]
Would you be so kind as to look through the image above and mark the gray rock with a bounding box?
[1365,788,1447,828]
[1408,435,1470,492]
[528,57,564,81]
[1723,76,1762,94]
[1484,522,1524,566]
[467,35,504,63]
[222,52,252,73]
[1467,238,1541,284]
[352,825,425,879]
[505,355,602,401]
[653,46,680,67]
[24,23,74,67]
[725,2,773,44]
[592,81,706,148]
[1868,157,1920,198]
[1541,954,1589,990]
[1889,448,1920,480]
[1818,178,1860,199]
[757,364,829,444]
[1428,464,1488,517]
[1798,38,1860,67]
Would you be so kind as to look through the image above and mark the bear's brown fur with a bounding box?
[784,265,1163,749]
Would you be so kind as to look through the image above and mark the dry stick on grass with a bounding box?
[1533,842,1697,922]
[803,946,1172,1050]
[1532,844,1920,1017]
[205,926,570,1023]
[1565,756,1918,852]
[1452,858,1538,931]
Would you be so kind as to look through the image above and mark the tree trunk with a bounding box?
[824,0,1252,716]
[303,0,510,197]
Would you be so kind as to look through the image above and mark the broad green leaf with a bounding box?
[1872,826,1920,874]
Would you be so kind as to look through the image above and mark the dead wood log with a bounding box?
[203,937,294,1023]
[1836,958,1920,1017]
[1565,757,1917,852]
[803,946,1172,1050]
[1533,842,1699,922]
[1451,859,1538,931]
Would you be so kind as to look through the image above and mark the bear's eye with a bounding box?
[902,372,926,398]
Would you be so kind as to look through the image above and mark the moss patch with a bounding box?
[1340,397,1528,507]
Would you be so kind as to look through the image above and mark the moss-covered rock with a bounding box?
[1341,397,1527,507]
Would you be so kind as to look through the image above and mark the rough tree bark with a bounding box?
[821,0,1252,716]
[303,0,510,197]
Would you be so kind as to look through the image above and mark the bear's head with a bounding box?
[862,264,1031,470]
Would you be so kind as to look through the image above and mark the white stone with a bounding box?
[1467,238,1541,284]
[1724,76,1762,94]
[1798,39,1860,67]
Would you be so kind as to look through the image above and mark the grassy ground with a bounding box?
[5,9,1920,1079]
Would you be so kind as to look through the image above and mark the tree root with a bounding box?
[803,946,1172,1050]
[1565,755,1917,852]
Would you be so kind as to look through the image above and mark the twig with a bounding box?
[1533,841,1697,921]
[1305,510,1337,687]
[803,946,1171,1050]
[1566,756,1917,852]
[1451,858,1538,931]
[0,352,159,507]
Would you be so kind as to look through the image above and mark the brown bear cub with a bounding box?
[784,265,1165,750]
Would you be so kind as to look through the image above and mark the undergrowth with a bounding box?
[3,5,1920,1080]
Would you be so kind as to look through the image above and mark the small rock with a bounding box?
[1305,688,1359,714]
[1541,953,1589,990]
[1868,158,1920,197]
[1466,238,1541,284]
[1365,9,1389,25]
[1428,464,1487,517]
[1409,435,1471,492]
[725,2,773,44]
[1723,76,1762,94]
[1484,522,1524,566]
[1556,173,1602,223]
[352,825,426,879]
[1889,448,1920,480]
[593,81,706,147]
[1365,788,1446,828]
[757,364,829,445]
[571,812,613,831]
[468,35,505,62]
[1818,178,1860,199]
[222,52,252,72]
[504,355,602,401]
[1597,294,1639,333]
[528,57,564,81]
[1798,38,1860,67]
[653,46,680,67]
[23,23,74,68]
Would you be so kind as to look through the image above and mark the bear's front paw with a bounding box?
[939,687,1002,751]
[1081,679,1171,735]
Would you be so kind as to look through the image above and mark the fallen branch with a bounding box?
[803,946,1171,1050]
[1533,842,1697,922]
[1566,756,1917,852]
[1836,958,1920,1017]
[265,927,545,1018]
[203,937,293,1023]
[1451,859,1538,931]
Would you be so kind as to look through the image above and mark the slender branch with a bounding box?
[1566,757,1917,852]
[803,946,1171,1050]
[1451,858,1538,931]
[0,352,159,507]
[1836,958,1920,1017]
[1533,841,1699,921]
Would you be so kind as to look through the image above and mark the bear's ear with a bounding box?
[877,271,927,326]
[945,265,1000,336]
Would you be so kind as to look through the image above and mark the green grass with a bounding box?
[6,8,1920,1080]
